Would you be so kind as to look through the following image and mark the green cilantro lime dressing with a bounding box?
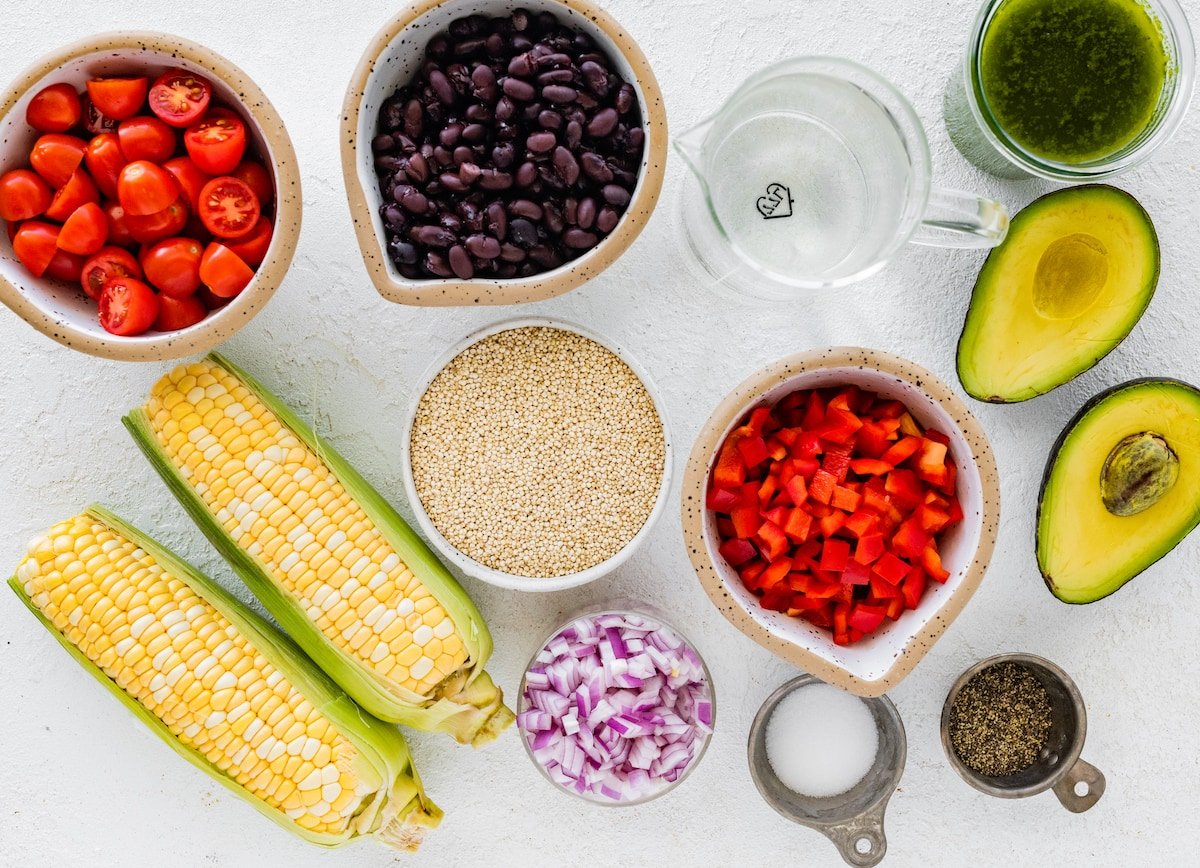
[981,0,1169,164]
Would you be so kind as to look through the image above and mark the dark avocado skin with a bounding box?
[1036,378,1200,604]
[957,185,1160,405]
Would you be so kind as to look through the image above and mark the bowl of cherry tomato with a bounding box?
[0,32,300,360]
[680,347,1001,697]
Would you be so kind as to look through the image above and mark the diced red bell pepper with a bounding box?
[831,485,862,512]
[848,603,886,634]
[783,508,813,543]
[925,429,950,446]
[843,509,877,538]
[885,596,905,620]
[850,458,893,477]
[786,571,814,594]
[718,537,757,566]
[785,475,809,507]
[841,559,871,586]
[731,493,762,539]
[873,551,910,586]
[759,556,792,589]
[776,427,800,448]
[762,505,790,528]
[746,406,773,436]
[898,412,922,437]
[809,469,836,504]
[892,517,929,560]
[916,504,951,534]
[882,436,923,467]
[706,486,740,512]
[901,567,927,609]
[737,434,770,469]
[804,604,835,628]
[713,442,746,488]
[946,495,964,523]
[922,545,951,582]
[823,446,853,482]
[792,457,820,479]
[818,512,845,538]
[885,469,924,507]
[802,390,827,430]
[937,458,958,496]
[758,474,779,504]
[740,560,767,588]
[819,538,850,572]
[716,517,735,538]
[856,421,892,458]
[832,603,851,646]
[821,407,863,444]
[869,575,902,599]
[755,521,790,562]
[854,532,886,565]
[793,431,823,459]
[766,439,788,461]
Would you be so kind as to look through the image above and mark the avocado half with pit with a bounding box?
[1037,379,1200,604]
[958,185,1159,403]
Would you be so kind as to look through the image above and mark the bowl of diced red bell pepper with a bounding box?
[681,347,1000,697]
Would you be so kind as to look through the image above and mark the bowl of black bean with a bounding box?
[341,0,666,305]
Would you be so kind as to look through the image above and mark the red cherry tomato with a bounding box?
[101,200,137,248]
[44,248,86,282]
[149,69,212,128]
[0,170,52,221]
[184,108,246,175]
[141,236,204,298]
[12,221,60,277]
[44,169,100,222]
[81,93,118,135]
[126,197,189,245]
[85,133,127,198]
[29,134,88,188]
[85,77,148,121]
[197,176,259,239]
[99,276,159,336]
[224,214,273,266]
[57,201,109,255]
[199,242,254,298]
[196,284,232,310]
[231,160,272,206]
[80,246,141,300]
[117,116,177,164]
[154,293,208,331]
[162,156,212,211]
[26,83,81,133]
[117,160,179,216]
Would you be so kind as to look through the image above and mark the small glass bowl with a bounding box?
[516,605,716,807]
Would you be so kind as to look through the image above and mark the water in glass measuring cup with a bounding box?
[704,72,912,283]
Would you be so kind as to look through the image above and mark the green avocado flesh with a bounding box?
[957,185,1159,403]
[1037,379,1200,604]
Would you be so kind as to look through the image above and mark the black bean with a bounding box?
[492,142,516,168]
[425,251,453,277]
[581,152,613,183]
[465,103,493,122]
[411,225,456,247]
[552,146,580,186]
[538,110,563,130]
[427,36,450,59]
[542,85,576,104]
[449,15,483,38]
[575,92,599,111]
[459,162,482,184]
[596,206,620,233]
[587,107,618,137]
[440,123,463,147]
[616,83,635,114]
[372,133,395,154]
[403,99,424,138]
[576,196,597,229]
[601,184,631,206]
[454,38,486,56]
[459,200,484,231]
[626,126,645,153]
[543,202,565,235]
[375,154,401,173]
[448,244,474,279]
[502,77,536,101]
[495,262,519,278]
[508,53,534,77]
[479,169,513,190]
[580,61,609,96]
[565,120,583,150]
[511,8,529,30]
[432,145,454,167]
[538,69,575,85]
[439,172,468,192]
[529,245,562,268]
[495,96,516,122]
[466,234,502,259]
[486,202,508,239]
[381,96,406,130]
[389,237,419,264]
[515,161,538,186]
[439,213,463,233]
[510,34,533,52]
[499,242,526,262]
[526,131,557,153]
[509,218,538,247]
[510,198,543,220]
[563,228,598,249]
[462,123,487,143]
[537,52,571,70]
[405,152,430,182]
[429,70,455,105]
[485,33,504,55]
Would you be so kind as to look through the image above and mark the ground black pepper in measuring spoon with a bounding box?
[948,661,1053,777]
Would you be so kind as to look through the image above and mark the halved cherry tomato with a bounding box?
[141,236,204,298]
[162,156,212,211]
[99,276,159,336]
[12,221,60,277]
[86,77,148,121]
[231,160,272,206]
[199,242,254,297]
[44,169,100,222]
[196,284,232,310]
[117,160,179,216]
[44,248,86,282]
[81,246,141,300]
[101,199,137,248]
[184,108,246,175]
[26,83,81,133]
[126,197,189,245]
[0,170,52,221]
[29,134,88,188]
[154,294,207,331]
[149,69,212,128]
[81,93,118,135]
[85,133,127,198]
[117,116,176,163]
[224,214,273,266]
[58,201,109,255]
[198,176,259,239]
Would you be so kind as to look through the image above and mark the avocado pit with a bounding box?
[1032,233,1109,320]
[1100,431,1179,517]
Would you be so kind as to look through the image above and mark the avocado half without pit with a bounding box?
[957,185,1160,403]
[1037,379,1200,604]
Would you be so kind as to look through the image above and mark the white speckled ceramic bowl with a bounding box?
[681,347,1000,697]
[0,32,301,361]
[400,317,672,591]
[340,0,667,306]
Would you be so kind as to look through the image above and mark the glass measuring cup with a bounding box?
[675,56,1009,301]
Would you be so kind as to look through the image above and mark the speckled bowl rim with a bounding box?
[680,347,1000,697]
[399,316,673,591]
[0,31,301,361]
[339,0,667,306]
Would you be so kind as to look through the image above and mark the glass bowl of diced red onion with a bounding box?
[517,607,715,806]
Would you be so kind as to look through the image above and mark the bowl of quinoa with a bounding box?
[401,317,671,590]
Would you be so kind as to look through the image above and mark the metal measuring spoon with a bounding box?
[747,675,906,867]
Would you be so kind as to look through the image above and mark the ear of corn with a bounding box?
[9,506,440,850]
[123,353,513,745]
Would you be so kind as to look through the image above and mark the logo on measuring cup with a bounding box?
[756,183,793,220]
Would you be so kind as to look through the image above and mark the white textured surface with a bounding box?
[1,1,1197,865]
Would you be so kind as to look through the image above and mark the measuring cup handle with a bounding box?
[1051,756,1106,813]
[822,800,889,867]
[911,187,1010,249]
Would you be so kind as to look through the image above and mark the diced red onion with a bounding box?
[519,611,713,804]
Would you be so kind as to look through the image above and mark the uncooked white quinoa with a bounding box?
[410,326,666,578]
